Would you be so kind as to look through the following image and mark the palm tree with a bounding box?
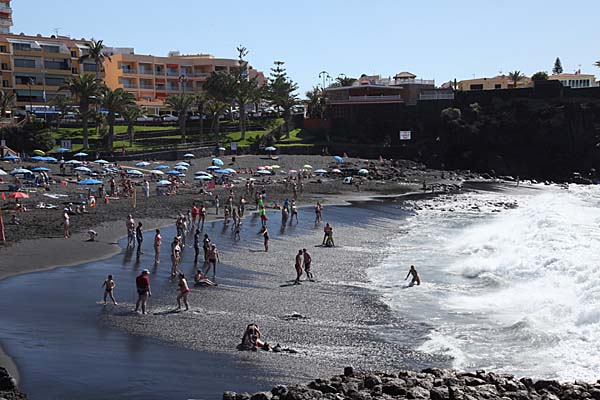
[61,74,104,149]
[165,94,195,143]
[50,96,72,130]
[508,70,525,88]
[79,39,111,78]
[336,76,357,87]
[194,91,207,138]
[305,86,325,119]
[101,87,136,150]
[0,89,15,119]
[205,99,229,134]
[122,105,143,147]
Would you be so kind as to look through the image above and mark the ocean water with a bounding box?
[369,184,600,381]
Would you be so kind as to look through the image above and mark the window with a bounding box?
[70,51,77,58]
[2,80,8,87]
[44,59,69,70]
[45,77,66,86]
[40,45,59,53]
[71,67,78,74]
[16,75,36,85]
[13,43,32,51]
[0,45,6,53]
[470,84,483,91]
[494,84,502,89]
[83,63,98,72]
[1,63,8,70]
[14,58,36,68]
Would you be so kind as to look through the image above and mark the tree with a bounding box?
[305,86,325,119]
[508,70,525,88]
[553,57,563,75]
[194,91,207,138]
[101,87,135,150]
[61,74,104,149]
[231,46,262,140]
[336,76,357,87]
[165,94,195,143]
[205,99,229,134]
[79,39,111,78]
[122,105,143,146]
[0,89,15,118]
[204,70,236,135]
[50,96,72,130]
[267,61,299,139]
[531,71,549,82]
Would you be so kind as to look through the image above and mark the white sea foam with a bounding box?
[370,185,600,380]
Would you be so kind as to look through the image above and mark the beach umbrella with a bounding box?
[333,155,344,163]
[303,164,313,169]
[33,149,45,156]
[44,157,58,163]
[183,153,195,158]
[224,168,237,174]
[150,170,164,175]
[257,166,265,170]
[207,166,219,171]
[31,167,50,172]
[174,165,188,171]
[3,155,19,160]
[194,175,213,181]
[257,170,271,175]
[74,166,92,173]
[270,165,281,169]
[8,192,29,199]
[78,178,103,185]
[10,168,32,175]
[30,156,45,161]
[127,169,143,176]
[218,147,226,151]
[156,180,172,186]
[288,169,297,174]
[212,158,224,166]
[213,169,231,174]
[136,161,150,167]
[94,159,109,165]
[103,167,119,173]
[166,170,181,175]
[65,160,82,165]
[175,161,190,167]
[264,146,276,152]
[358,168,369,175]
[194,170,210,175]
[54,147,70,153]
[331,168,342,174]
[178,173,186,177]
[0,169,7,176]
[73,152,88,158]
[153,165,170,170]
[314,169,327,174]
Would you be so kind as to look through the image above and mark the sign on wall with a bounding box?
[230,142,237,151]
[399,131,412,140]
[0,139,5,147]
[61,140,72,149]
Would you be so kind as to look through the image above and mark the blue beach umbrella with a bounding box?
[94,159,109,165]
[65,160,82,165]
[183,153,195,158]
[257,170,271,175]
[156,180,172,186]
[30,155,45,161]
[153,165,170,170]
[195,175,213,180]
[175,161,190,167]
[314,169,328,174]
[218,147,226,151]
[213,169,231,174]
[127,170,143,176]
[166,170,181,175]
[333,155,344,163]
[74,166,92,173]
[194,170,210,175]
[10,168,32,175]
[212,158,224,166]
[31,167,50,172]
[358,168,369,175]
[174,165,188,171]
[136,161,150,167]
[54,148,70,153]
[207,166,219,171]
[224,168,236,174]
[78,178,103,185]
[44,156,58,162]
[264,146,276,152]
[73,152,88,158]
[3,155,19,160]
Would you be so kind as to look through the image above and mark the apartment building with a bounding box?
[0,0,13,34]
[0,32,100,110]
[457,75,532,91]
[103,49,266,113]
[547,72,597,88]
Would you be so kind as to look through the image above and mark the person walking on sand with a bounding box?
[153,229,162,265]
[205,244,219,280]
[171,236,181,276]
[126,215,135,249]
[136,222,144,255]
[215,194,220,215]
[176,273,190,311]
[63,208,70,239]
[102,274,117,305]
[233,219,241,240]
[191,202,199,228]
[294,250,303,285]
[199,203,207,231]
[134,269,151,314]
[303,249,313,281]
[290,200,298,224]
[322,223,333,246]
[261,226,269,252]
[259,205,268,228]
[405,265,421,286]
[193,228,201,264]
[202,233,211,262]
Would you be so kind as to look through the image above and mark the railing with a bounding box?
[193,72,211,77]
[121,68,137,74]
[393,79,435,85]
[138,69,153,75]
[419,93,455,100]
[346,95,403,102]
[166,71,179,76]
[139,84,154,89]
[122,84,138,89]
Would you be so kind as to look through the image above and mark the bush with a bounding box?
[1,123,55,152]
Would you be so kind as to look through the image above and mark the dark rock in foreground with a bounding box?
[0,367,26,400]
[225,368,600,400]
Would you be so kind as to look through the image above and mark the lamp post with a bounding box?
[178,74,187,95]
[41,69,48,123]
[26,77,35,117]
[319,71,329,89]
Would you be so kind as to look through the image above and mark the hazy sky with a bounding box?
[13,0,599,95]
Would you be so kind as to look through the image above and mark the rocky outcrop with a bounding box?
[0,367,26,400]
[225,367,600,400]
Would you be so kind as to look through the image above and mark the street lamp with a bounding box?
[27,77,34,116]
[178,74,187,95]
[319,71,330,89]
[41,69,48,122]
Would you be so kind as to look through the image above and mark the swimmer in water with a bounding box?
[404,265,421,286]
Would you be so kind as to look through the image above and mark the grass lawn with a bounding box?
[222,130,271,147]
[54,125,174,139]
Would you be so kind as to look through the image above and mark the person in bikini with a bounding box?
[176,273,190,311]
[101,274,117,305]
[153,229,161,265]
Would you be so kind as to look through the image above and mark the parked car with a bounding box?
[161,114,178,122]
[136,115,154,122]
[114,113,125,122]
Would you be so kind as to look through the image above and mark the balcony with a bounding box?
[419,92,455,101]
[122,83,138,89]
[139,84,154,89]
[121,68,137,74]
[193,72,211,77]
[166,70,179,77]
[392,78,435,86]
[138,69,154,75]
[0,18,12,27]
[327,95,403,104]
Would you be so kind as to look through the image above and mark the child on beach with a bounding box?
[101,275,117,305]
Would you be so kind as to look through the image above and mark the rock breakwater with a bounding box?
[224,367,600,400]
[0,367,26,400]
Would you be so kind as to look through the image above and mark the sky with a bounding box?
[13,0,600,95]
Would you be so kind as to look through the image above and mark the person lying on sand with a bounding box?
[193,269,216,286]
[240,324,270,350]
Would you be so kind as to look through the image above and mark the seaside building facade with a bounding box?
[457,75,532,91]
[0,32,99,111]
[0,0,12,34]
[103,49,266,114]
[547,72,597,88]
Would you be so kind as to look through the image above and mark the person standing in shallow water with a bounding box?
[102,274,117,305]
[135,269,151,314]
[136,222,144,255]
[153,229,161,265]
[193,228,201,263]
[405,265,421,286]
